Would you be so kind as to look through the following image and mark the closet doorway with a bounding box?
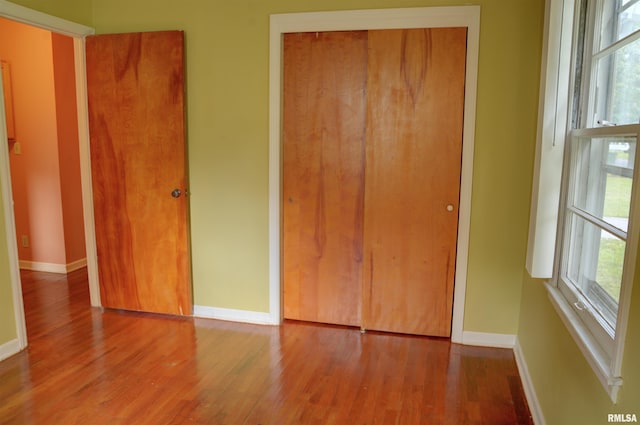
[282,27,466,337]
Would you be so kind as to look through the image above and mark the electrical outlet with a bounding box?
[21,235,28,248]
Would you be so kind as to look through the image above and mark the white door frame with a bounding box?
[268,6,480,342]
[0,0,98,351]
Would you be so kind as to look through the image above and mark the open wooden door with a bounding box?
[85,31,191,316]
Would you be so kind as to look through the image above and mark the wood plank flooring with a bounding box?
[0,269,533,424]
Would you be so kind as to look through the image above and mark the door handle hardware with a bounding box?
[171,189,182,198]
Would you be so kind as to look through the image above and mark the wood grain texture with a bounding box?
[1,61,15,141]
[283,31,367,326]
[362,28,467,336]
[0,269,533,425]
[86,31,191,316]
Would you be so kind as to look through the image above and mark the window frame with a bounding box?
[536,0,640,402]
[557,125,638,355]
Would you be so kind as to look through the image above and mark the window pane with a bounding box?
[599,0,640,50]
[565,214,624,327]
[571,135,635,230]
[619,1,640,40]
[592,37,640,126]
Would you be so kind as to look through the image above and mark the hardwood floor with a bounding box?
[0,269,533,424]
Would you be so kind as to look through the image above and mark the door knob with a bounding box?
[446,204,454,212]
[171,189,182,198]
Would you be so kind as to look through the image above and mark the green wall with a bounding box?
[85,0,545,329]
[8,0,92,27]
[518,254,640,424]
[464,0,543,333]
[0,195,16,345]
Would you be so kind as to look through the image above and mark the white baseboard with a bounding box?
[0,338,21,362]
[20,260,65,273]
[193,305,278,325]
[66,258,88,272]
[20,258,87,274]
[514,338,546,425]
[461,331,517,348]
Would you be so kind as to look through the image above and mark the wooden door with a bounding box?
[362,28,467,337]
[1,61,15,142]
[282,31,367,326]
[86,31,191,316]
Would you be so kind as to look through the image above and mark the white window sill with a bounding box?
[545,282,622,402]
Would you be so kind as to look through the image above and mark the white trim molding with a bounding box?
[193,305,278,326]
[269,6,481,341]
[0,0,92,37]
[66,258,88,272]
[19,258,87,274]
[73,35,101,308]
[514,338,547,425]
[526,0,575,278]
[461,331,517,349]
[0,338,20,362]
[19,261,66,274]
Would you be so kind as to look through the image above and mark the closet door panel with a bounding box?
[362,28,467,336]
[282,31,367,326]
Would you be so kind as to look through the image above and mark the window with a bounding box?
[545,0,640,401]
[558,130,636,357]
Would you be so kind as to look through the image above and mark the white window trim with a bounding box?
[527,0,576,278]
[545,282,624,398]
[552,122,640,402]
[531,0,640,402]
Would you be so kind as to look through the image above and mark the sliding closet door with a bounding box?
[282,31,367,326]
[361,28,467,337]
